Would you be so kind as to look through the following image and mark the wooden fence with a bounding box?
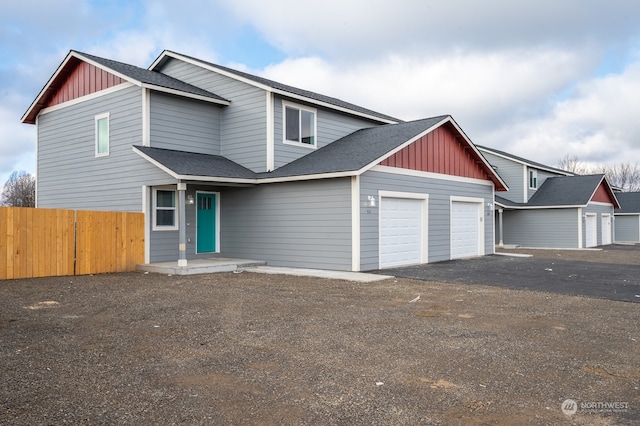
[0,207,144,279]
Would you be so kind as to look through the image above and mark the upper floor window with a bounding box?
[95,113,110,157]
[284,101,316,147]
[153,189,178,230]
[529,169,538,189]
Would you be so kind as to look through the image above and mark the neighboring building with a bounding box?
[22,50,507,271]
[614,192,640,243]
[478,146,619,248]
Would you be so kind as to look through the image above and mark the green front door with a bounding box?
[197,193,217,253]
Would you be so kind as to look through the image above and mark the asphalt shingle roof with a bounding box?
[615,192,640,213]
[527,174,605,206]
[260,116,449,178]
[77,51,229,103]
[134,117,448,180]
[159,50,401,123]
[134,146,257,179]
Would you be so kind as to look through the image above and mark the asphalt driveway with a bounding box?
[378,252,640,303]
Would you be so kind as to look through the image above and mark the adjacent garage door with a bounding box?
[585,214,597,247]
[380,197,425,268]
[451,201,481,259]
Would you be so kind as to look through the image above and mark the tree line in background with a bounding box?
[558,155,640,192]
[1,171,36,207]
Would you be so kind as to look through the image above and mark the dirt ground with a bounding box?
[496,244,640,265]
[1,250,639,425]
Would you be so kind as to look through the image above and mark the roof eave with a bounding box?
[140,83,230,106]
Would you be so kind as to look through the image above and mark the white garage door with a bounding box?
[585,214,597,247]
[451,201,481,259]
[601,214,612,245]
[380,198,423,268]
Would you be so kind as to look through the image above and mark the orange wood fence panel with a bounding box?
[74,210,145,275]
[0,207,75,279]
[1,207,144,279]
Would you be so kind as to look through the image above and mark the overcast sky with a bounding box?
[2,0,640,186]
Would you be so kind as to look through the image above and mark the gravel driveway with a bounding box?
[1,255,639,424]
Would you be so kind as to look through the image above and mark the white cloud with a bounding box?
[223,0,640,59]
[503,58,640,168]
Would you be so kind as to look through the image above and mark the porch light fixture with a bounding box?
[186,194,195,205]
[367,195,377,208]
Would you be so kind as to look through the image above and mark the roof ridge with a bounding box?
[156,50,402,123]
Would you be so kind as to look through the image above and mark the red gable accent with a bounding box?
[591,181,617,205]
[379,123,491,181]
[45,60,124,108]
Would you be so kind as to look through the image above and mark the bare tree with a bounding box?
[598,162,640,192]
[1,171,36,207]
[557,154,590,175]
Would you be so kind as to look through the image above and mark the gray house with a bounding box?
[22,50,507,271]
[477,146,619,248]
[614,192,640,243]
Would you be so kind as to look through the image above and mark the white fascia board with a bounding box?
[259,171,356,184]
[140,83,230,106]
[270,88,397,124]
[153,51,397,125]
[22,51,82,122]
[37,83,134,116]
[499,204,586,210]
[446,118,509,190]
[477,146,573,176]
[371,165,495,187]
[21,50,140,123]
[614,212,640,216]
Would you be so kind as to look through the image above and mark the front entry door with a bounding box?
[197,193,217,253]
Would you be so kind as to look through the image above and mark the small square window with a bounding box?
[153,189,177,230]
[95,113,109,157]
[284,102,316,147]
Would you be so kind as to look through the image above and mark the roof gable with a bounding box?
[591,181,618,205]
[45,59,124,110]
[22,51,229,124]
[379,122,498,184]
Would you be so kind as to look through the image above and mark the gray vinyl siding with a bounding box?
[583,203,615,246]
[273,95,380,168]
[156,58,268,172]
[481,151,525,203]
[150,92,221,155]
[501,208,579,248]
[220,179,352,270]
[37,85,175,211]
[615,215,640,242]
[359,170,495,270]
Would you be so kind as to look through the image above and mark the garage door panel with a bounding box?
[380,198,424,268]
[451,201,480,259]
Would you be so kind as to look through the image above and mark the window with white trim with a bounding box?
[284,101,316,147]
[153,189,178,230]
[95,113,110,157]
[529,169,538,189]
